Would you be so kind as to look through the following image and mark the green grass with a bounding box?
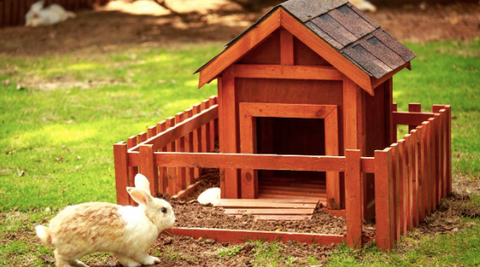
[0,43,220,211]
[0,38,479,266]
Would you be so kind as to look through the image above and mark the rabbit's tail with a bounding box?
[35,225,52,245]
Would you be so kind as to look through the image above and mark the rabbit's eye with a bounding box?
[161,207,167,213]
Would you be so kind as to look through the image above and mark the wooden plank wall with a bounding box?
[0,0,98,28]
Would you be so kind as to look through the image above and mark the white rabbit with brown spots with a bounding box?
[35,173,175,267]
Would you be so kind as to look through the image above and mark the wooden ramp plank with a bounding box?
[217,198,320,221]
[250,215,313,220]
[225,208,314,215]
[218,198,320,204]
[216,202,317,209]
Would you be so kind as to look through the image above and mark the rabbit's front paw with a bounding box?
[141,255,160,265]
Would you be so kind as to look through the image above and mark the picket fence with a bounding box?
[113,99,451,250]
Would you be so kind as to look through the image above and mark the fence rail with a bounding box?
[114,101,451,250]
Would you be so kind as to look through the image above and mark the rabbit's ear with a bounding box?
[127,187,153,206]
[134,173,151,196]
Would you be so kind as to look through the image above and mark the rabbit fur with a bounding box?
[25,0,76,27]
[35,173,175,267]
[349,0,377,12]
[197,187,221,205]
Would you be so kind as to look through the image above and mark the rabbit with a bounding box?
[35,173,175,267]
[197,187,221,205]
[349,0,377,12]
[25,0,76,27]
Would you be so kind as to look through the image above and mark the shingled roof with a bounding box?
[197,0,415,91]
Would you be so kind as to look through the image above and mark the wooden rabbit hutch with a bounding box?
[114,0,452,250]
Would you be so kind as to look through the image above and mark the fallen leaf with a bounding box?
[450,16,458,25]
[64,119,74,124]
[4,79,10,86]
[76,155,81,160]
[56,157,63,162]
[17,168,26,177]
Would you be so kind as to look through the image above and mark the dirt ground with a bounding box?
[0,1,479,56]
[3,1,480,266]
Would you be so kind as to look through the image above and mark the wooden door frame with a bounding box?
[239,102,340,208]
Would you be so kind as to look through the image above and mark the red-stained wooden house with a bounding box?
[196,0,415,214]
[114,0,452,250]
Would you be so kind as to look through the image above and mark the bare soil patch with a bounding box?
[0,1,479,56]
[130,169,477,267]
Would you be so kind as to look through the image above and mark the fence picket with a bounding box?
[157,121,168,194]
[397,139,407,236]
[445,106,452,195]
[139,144,159,197]
[201,100,211,153]
[147,126,157,138]
[176,112,187,192]
[403,134,413,230]
[209,96,217,152]
[390,143,401,241]
[429,117,438,210]
[166,117,176,196]
[410,129,420,227]
[138,132,147,142]
[127,136,139,188]
[440,109,447,198]
[193,103,202,178]
[184,108,195,185]
[422,121,431,216]
[374,148,395,250]
[415,125,426,223]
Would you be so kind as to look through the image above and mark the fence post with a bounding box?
[139,144,159,197]
[374,148,395,250]
[345,150,363,248]
[408,103,421,131]
[114,141,130,205]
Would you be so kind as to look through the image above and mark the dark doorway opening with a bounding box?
[256,117,326,199]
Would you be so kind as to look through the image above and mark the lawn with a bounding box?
[0,38,479,266]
